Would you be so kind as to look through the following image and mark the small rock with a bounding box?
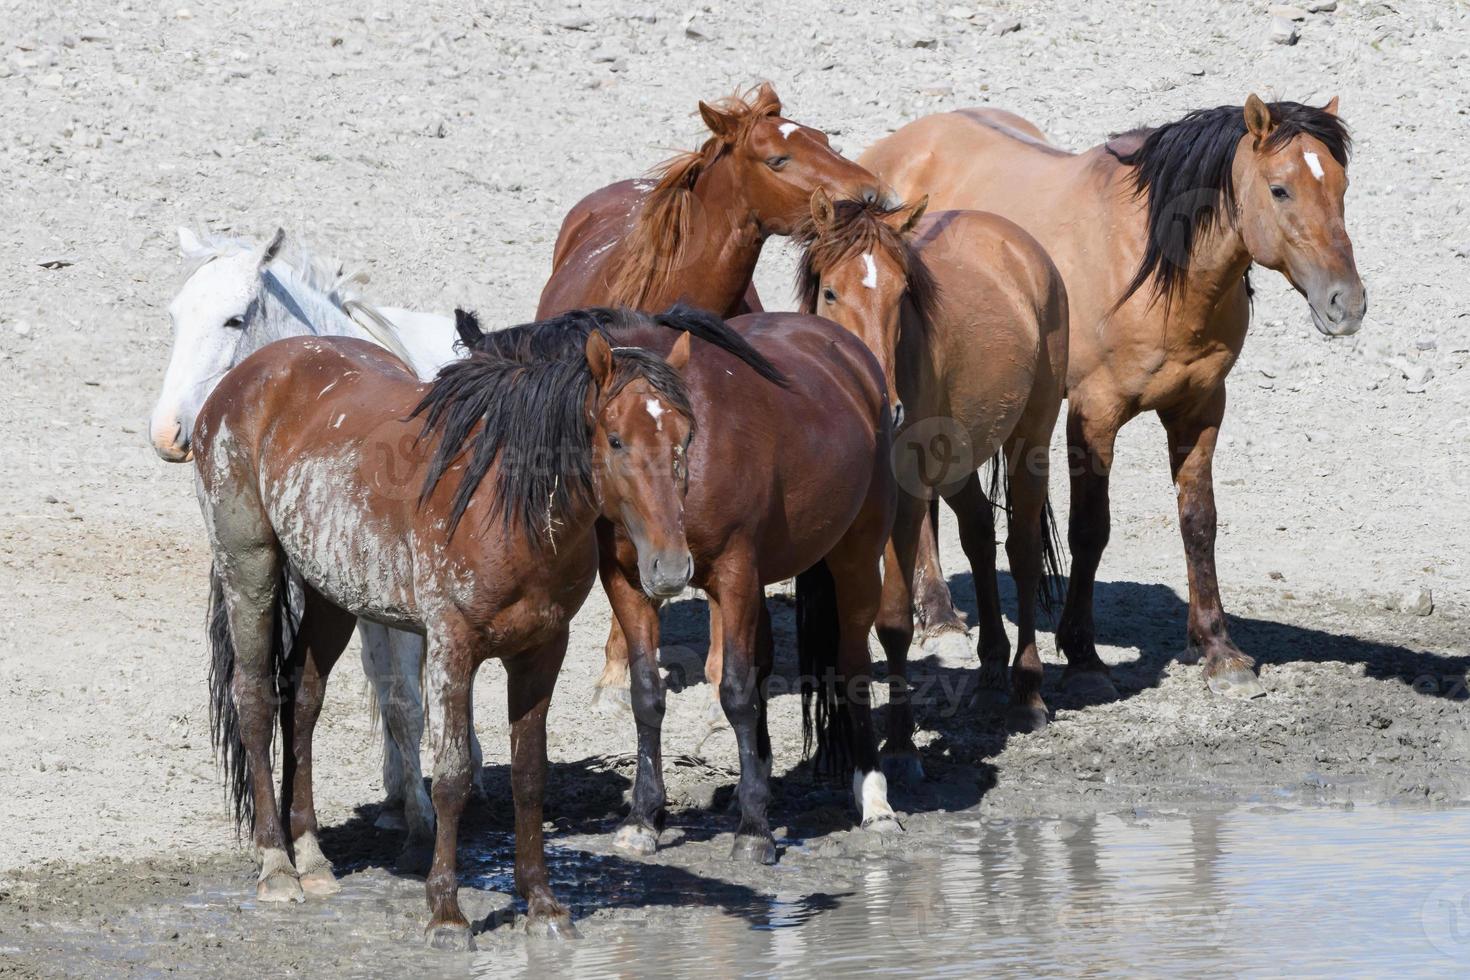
[945,6,974,20]
[1413,336,1437,351]
[175,8,192,19]
[13,321,31,336]
[989,16,1022,36]
[1306,0,1336,11]
[1270,4,1309,19]
[1452,242,1470,258]
[910,36,937,48]
[1405,363,1433,393]
[1269,570,1285,581]
[426,119,447,139]
[556,15,592,30]
[38,72,63,88]
[684,14,711,41]
[1400,588,1434,617]
[920,83,954,97]
[1270,16,1300,44]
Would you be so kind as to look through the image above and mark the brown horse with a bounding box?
[537,82,892,321]
[462,307,902,862]
[861,96,1364,699]
[796,192,1069,736]
[193,309,715,948]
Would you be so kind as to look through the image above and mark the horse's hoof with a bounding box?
[256,870,305,904]
[298,867,341,897]
[1005,704,1049,734]
[1063,670,1119,704]
[613,822,659,857]
[374,806,407,832]
[860,813,905,836]
[425,921,475,951]
[591,684,633,716]
[880,751,925,786]
[395,839,435,876]
[919,628,973,666]
[730,833,777,865]
[526,913,580,940]
[1207,666,1266,700]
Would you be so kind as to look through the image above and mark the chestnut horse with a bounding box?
[537,82,891,320]
[461,307,902,862]
[861,96,1364,699]
[194,311,710,948]
[796,192,1069,735]
[536,82,894,715]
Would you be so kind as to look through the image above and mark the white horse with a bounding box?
[149,226,483,865]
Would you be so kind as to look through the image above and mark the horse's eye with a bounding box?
[766,155,790,171]
[1270,185,1290,201]
[822,287,837,304]
[224,316,246,328]
[608,434,623,451]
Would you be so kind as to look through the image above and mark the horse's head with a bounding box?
[797,190,930,428]
[1235,95,1364,336]
[699,82,895,236]
[585,330,696,599]
[149,227,286,460]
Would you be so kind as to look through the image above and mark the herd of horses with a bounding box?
[147,83,1364,948]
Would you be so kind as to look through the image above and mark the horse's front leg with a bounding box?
[715,563,777,864]
[913,498,968,641]
[1162,388,1264,699]
[602,560,667,856]
[505,630,576,938]
[422,625,478,951]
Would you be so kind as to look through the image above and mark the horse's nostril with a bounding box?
[862,187,877,204]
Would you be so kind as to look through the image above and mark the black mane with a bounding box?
[456,304,788,387]
[411,313,696,542]
[1108,100,1351,307]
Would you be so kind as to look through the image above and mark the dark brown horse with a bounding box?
[462,307,902,862]
[796,192,1069,736]
[537,82,892,321]
[861,96,1364,699]
[193,309,718,948]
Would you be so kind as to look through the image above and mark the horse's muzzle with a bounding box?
[642,551,694,599]
[1309,279,1367,337]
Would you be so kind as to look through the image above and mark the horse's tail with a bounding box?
[797,560,851,777]
[983,452,1066,616]
[207,564,297,834]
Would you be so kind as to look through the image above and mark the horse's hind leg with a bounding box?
[215,545,302,903]
[828,523,904,834]
[913,498,968,642]
[592,618,633,715]
[279,586,356,896]
[366,625,439,872]
[874,491,926,784]
[946,470,1011,705]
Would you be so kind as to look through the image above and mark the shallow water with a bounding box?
[10,804,1470,977]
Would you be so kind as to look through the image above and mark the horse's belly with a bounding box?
[266,451,419,625]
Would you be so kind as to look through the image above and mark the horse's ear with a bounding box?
[810,188,835,231]
[585,330,615,388]
[177,227,206,256]
[752,81,782,117]
[699,100,739,141]
[1243,94,1275,142]
[1323,95,1340,117]
[255,227,286,267]
[666,331,692,372]
[899,195,929,234]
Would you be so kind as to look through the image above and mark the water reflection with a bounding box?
[470,807,1470,978]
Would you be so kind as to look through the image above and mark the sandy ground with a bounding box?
[1,0,1468,972]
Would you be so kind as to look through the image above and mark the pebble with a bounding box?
[990,17,1022,36]
[1270,4,1308,19]
[1413,336,1437,351]
[556,15,592,30]
[1404,363,1433,393]
[1306,0,1337,11]
[1270,16,1300,44]
[1399,588,1434,617]
[13,321,31,336]
[174,7,192,19]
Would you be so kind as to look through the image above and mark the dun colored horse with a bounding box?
[461,307,903,862]
[861,96,1364,699]
[194,310,716,948]
[796,192,1068,735]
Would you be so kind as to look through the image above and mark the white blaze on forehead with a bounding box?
[861,252,878,289]
[1303,150,1325,181]
[778,122,799,140]
[645,397,665,431]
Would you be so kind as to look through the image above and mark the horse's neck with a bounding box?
[252,266,369,352]
[679,163,764,312]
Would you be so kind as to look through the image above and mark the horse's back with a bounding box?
[861,109,1076,214]
[539,179,648,317]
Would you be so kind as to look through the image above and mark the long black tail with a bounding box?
[983,453,1068,617]
[207,564,297,834]
[797,559,852,777]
